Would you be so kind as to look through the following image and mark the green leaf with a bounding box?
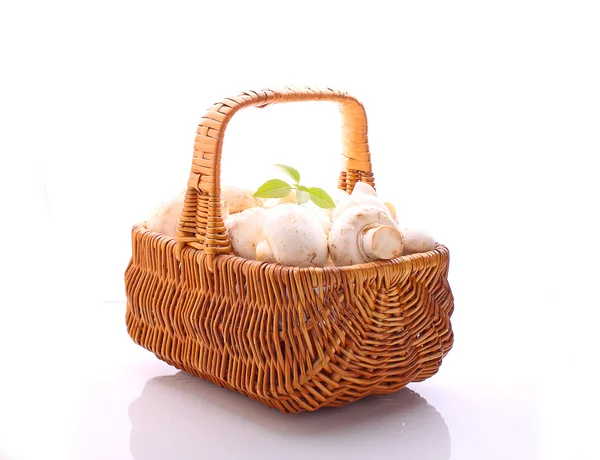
[307,187,335,209]
[275,164,301,184]
[254,179,292,198]
[295,186,310,205]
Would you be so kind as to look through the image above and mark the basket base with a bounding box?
[126,309,448,413]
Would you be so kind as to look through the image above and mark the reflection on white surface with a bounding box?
[129,372,450,460]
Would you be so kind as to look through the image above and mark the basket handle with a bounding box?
[175,86,375,265]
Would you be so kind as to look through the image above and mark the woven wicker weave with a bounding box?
[125,86,454,413]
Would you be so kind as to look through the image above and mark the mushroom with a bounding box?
[225,207,269,260]
[221,201,230,222]
[264,191,336,234]
[147,192,230,239]
[256,240,275,263]
[329,205,404,267]
[221,185,256,214]
[259,198,280,209]
[303,203,332,235]
[402,227,435,255]
[332,182,390,222]
[146,192,185,238]
[278,190,298,205]
[253,196,265,207]
[322,188,350,219]
[263,205,328,268]
[384,202,397,220]
[350,181,377,197]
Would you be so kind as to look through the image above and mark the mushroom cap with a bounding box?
[323,188,350,219]
[278,190,298,205]
[402,227,435,255]
[221,185,257,214]
[332,192,390,222]
[221,201,230,221]
[146,193,185,238]
[333,188,351,202]
[303,202,333,235]
[256,240,275,263]
[332,181,390,222]
[225,207,268,260]
[264,205,328,268]
[384,202,397,220]
[253,196,265,208]
[350,181,377,196]
[260,198,281,209]
[329,205,403,267]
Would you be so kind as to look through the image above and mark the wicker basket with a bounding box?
[125,86,454,413]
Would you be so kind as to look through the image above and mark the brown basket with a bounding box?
[125,86,454,413]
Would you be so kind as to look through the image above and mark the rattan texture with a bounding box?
[125,86,454,413]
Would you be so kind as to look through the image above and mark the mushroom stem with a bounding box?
[359,224,403,261]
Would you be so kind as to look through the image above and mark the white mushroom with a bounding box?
[332,182,390,222]
[259,198,280,209]
[329,205,404,267]
[384,202,397,220]
[256,240,275,263]
[253,197,263,207]
[278,190,298,205]
[146,192,185,238]
[221,201,230,222]
[263,205,328,268]
[332,188,351,202]
[221,185,256,214]
[402,227,435,255]
[321,188,350,219]
[303,203,332,235]
[225,207,268,260]
[350,181,377,197]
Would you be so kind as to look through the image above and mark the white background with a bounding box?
[1,1,599,459]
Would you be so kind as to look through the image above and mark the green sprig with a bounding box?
[254,164,335,209]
